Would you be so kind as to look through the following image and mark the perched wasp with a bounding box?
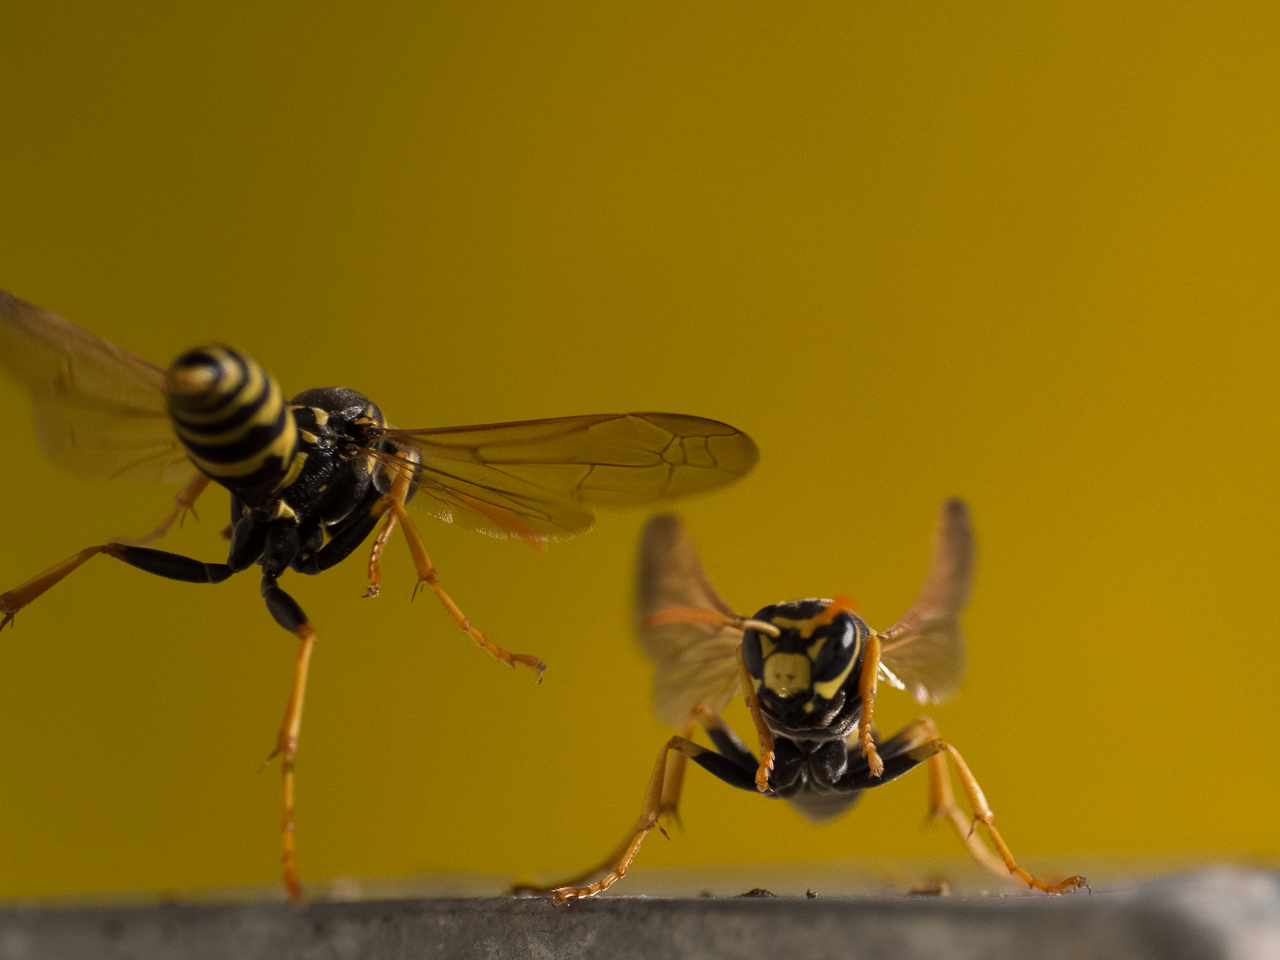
[524,501,1086,901]
[0,288,758,903]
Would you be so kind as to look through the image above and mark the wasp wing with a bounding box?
[0,288,193,483]
[378,414,758,543]
[634,513,744,727]
[876,498,973,704]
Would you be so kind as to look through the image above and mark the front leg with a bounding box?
[856,631,884,776]
[737,646,776,791]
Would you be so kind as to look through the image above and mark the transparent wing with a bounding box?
[877,498,974,704]
[0,288,194,483]
[377,413,758,543]
[635,513,744,727]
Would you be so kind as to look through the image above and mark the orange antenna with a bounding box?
[644,607,781,637]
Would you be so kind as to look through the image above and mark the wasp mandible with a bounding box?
[0,288,758,903]
[525,501,1086,901]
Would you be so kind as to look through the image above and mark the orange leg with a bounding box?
[513,703,717,896]
[362,505,398,599]
[1,480,214,629]
[542,735,705,902]
[738,646,775,791]
[267,620,318,906]
[512,831,645,897]
[1,545,115,631]
[899,718,1087,894]
[893,717,1008,878]
[388,500,544,679]
[114,474,212,547]
[857,632,885,777]
[659,707,717,826]
[362,453,544,678]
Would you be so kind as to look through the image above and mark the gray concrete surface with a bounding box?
[0,869,1274,960]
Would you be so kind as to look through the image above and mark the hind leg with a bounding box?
[859,716,1088,894]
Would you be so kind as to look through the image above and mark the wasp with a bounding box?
[0,288,758,902]
[524,501,1086,901]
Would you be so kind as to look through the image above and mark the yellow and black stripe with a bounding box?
[165,345,298,492]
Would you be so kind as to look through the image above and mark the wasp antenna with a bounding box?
[739,618,781,637]
[645,606,759,632]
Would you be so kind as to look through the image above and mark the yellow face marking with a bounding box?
[759,634,777,660]
[811,653,858,701]
[299,430,318,445]
[763,654,811,698]
[770,614,827,640]
[311,407,329,426]
[807,635,828,660]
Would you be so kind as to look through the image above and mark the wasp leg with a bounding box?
[657,703,755,826]
[259,575,316,906]
[106,545,236,583]
[301,512,379,576]
[511,832,643,897]
[363,501,398,599]
[0,541,235,631]
[539,735,709,902]
[856,632,885,777]
[114,474,213,548]
[654,713,698,829]
[736,645,775,791]
[933,735,1087,895]
[862,717,1087,895]
[658,708,710,827]
[358,454,544,676]
[523,721,772,901]
[901,717,1011,879]
[1,547,112,630]
[385,498,545,679]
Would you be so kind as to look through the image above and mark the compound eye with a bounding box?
[741,628,764,678]
[809,616,856,682]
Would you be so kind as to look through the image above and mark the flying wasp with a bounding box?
[0,288,758,903]
[522,501,1086,900]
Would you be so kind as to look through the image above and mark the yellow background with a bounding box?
[1,2,1277,899]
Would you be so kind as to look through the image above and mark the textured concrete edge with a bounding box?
[0,870,1273,960]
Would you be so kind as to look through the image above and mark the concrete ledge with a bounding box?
[0,870,1274,960]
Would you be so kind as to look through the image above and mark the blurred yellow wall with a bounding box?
[0,2,1277,898]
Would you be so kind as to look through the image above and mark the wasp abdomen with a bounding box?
[166,346,298,498]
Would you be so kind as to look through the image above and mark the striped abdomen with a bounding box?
[166,346,298,497]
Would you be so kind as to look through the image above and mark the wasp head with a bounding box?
[741,598,867,727]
